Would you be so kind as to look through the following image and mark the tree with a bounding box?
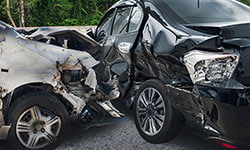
[6,0,16,27]
[19,0,25,27]
[1,0,119,26]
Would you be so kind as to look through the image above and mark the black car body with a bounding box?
[89,0,250,149]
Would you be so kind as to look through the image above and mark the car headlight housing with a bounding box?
[184,50,239,84]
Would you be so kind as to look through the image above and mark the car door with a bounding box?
[95,3,144,94]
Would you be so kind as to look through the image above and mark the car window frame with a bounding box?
[111,4,144,36]
[111,6,133,36]
[95,8,116,38]
[127,5,144,33]
[95,3,144,39]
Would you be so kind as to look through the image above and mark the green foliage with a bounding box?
[0,0,8,22]
[0,0,118,26]
[0,0,249,26]
[239,0,250,5]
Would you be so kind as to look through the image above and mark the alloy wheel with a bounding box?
[136,88,166,136]
[16,106,62,149]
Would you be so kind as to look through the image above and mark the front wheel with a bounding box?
[7,93,69,150]
[134,79,183,144]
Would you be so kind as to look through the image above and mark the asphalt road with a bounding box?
[0,102,225,150]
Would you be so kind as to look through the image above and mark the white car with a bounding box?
[0,21,123,150]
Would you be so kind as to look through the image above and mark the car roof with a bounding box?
[108,0,158,10]
[109,0,138,10]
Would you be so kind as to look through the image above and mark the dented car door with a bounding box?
[95,2,144,95]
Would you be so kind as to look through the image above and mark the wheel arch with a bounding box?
[6,92,70,150]
[133,78,185,143]
[134,78,186,123]
[2,82,73,120]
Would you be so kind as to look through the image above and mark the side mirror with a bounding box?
[86,28,95,39]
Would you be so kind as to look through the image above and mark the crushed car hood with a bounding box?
[0,22,99,95]
[18,27,100,46]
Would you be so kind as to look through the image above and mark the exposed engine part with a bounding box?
[61,69,120,101]
[61,70,88,98]
[80,108,94,124]
[66,81,87,98]
[79,101,124,129]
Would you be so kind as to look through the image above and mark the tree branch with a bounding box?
[6,0,16,27]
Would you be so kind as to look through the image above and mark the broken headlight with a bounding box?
[184,50,239,84]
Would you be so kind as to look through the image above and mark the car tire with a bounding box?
[7,92,69,150]
[134,79,183,144]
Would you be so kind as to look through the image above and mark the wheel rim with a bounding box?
[16,106,62,149]
[136,88,166,136]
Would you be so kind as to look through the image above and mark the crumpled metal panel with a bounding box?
[0,21,102,117]
[0,23,99,97]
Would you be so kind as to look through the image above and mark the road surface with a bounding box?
[0,103,224,150]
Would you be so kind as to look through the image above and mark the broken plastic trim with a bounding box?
[184,50,239,84]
